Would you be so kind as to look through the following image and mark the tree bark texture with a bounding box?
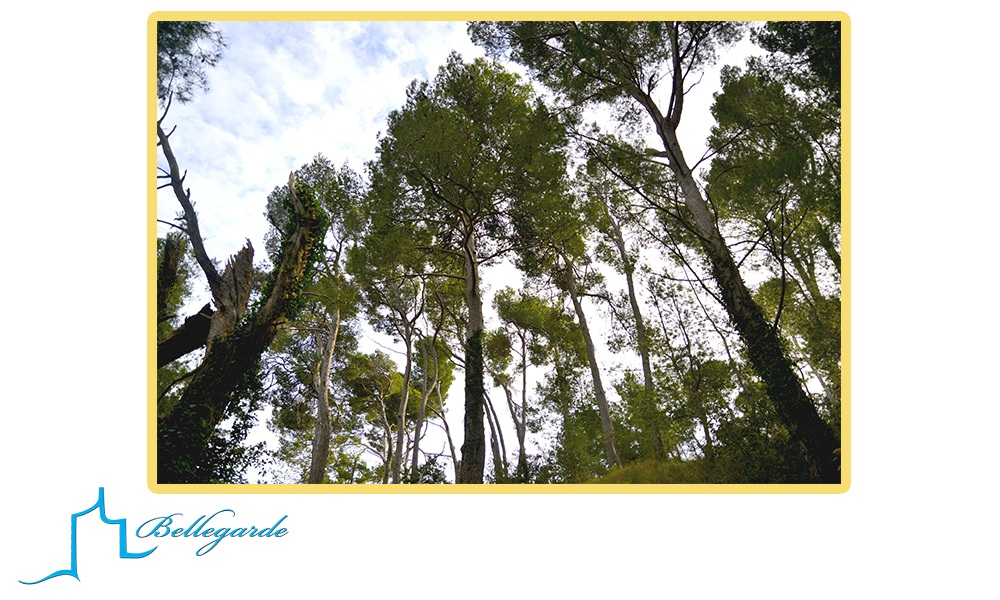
[458,229,487,483]
[308,310,340,484]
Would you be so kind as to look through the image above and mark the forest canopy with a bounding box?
[155,19,844,485]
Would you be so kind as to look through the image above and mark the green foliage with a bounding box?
[156,21,226,105]
[249,170,330,326]
[612,371,672,461]
[156,232,198,339]
[753,21,841,104]
[469,21,745,110]
[367,52,571,271]
[708,62,840,229]
[493,287,586,365]
[709,380,817,483]
[402,456,449,484]
[265,155,362,266]
[156,232,201,415]
[530,361,609,483]
[707,44,842,441]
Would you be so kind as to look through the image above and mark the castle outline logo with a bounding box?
[19,487,156,585]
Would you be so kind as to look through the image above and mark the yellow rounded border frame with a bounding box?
[148,10,850,495]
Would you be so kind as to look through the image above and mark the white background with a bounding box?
[2,1,998,598]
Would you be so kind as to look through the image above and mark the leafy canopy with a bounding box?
[157,21,227,105]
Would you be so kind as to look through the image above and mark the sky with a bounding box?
[4,3,1000,598]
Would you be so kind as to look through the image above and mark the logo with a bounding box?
[20,487,290,584]
[19,488,155,585]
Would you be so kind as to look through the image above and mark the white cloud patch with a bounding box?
[157,20,483,266]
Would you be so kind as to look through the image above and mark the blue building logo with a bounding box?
[19,487,156,584]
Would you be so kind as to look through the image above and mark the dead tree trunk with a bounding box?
[308,310,340,484]
[157,122,327,483]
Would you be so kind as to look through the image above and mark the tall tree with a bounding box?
[366,53,569,483]
[491,286,597,481]
[407,302,457,482]
[263,156,364,484]
[471,21,841,482]
[555,253,623,468]
[706,52,842,433]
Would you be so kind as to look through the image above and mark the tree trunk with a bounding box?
[500,337,529,482]
[517,333,529,481]
[157,303,213,368]
[391,327,414,484]
[484,393,508,482]
[308,309,340,484]
[409,337,430,482]
[458,228,487,483]
[561,258,622,469]
[432,381,461,483]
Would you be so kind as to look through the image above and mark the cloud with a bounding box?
[157,20,484,265]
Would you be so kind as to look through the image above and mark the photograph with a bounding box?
[154,17,846,488]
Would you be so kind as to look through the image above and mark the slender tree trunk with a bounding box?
[391,327,414,484]
[433,380,461,483]
[517,333,529,481]
[382,438,392,485]
[561,258,623,468]
[500,337,529,482]
[459,227,487,483]
[484,393,508,482]
[552,350,581,482]
[409,337,430,482]
[308,309,340,484]
[606,212,665,459]
[689,373,716,462]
